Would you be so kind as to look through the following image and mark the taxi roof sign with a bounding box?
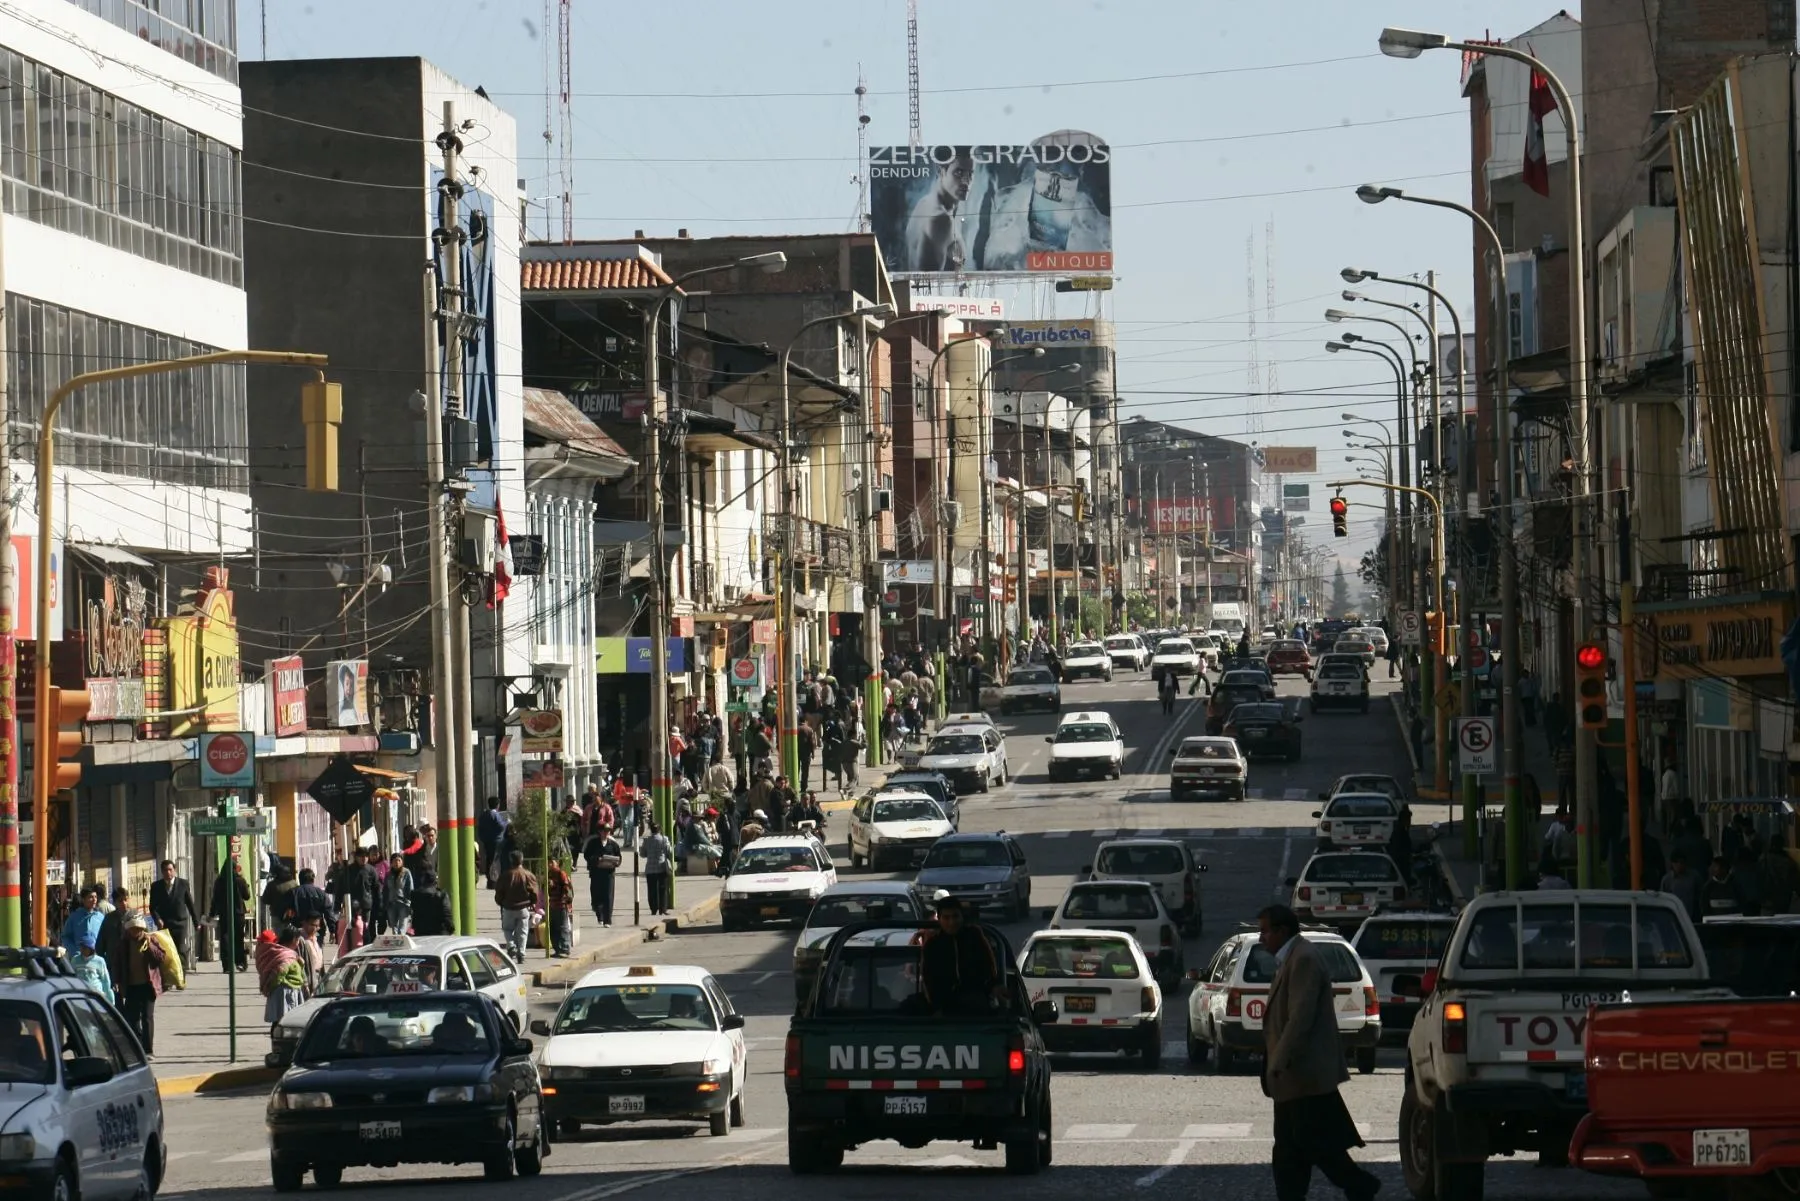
[372,933,416,950]
[626,965,657,977]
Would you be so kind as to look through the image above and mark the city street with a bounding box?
[155,671,1636,1200]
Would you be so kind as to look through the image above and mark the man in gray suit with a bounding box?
[1259,903,1381,1200]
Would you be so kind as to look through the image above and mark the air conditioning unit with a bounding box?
[460,512,496,574]
[942,500,963,526]
[875,488,893,513]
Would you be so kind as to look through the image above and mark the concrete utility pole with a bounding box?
[437,103,480,936]
[419,265,462,928]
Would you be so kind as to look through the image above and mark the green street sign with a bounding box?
[725,701,751,715]
[191,816,237,836]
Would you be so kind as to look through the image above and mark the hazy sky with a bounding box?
[244,0,1563,562]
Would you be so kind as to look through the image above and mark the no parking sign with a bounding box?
[1455,717,1496,776]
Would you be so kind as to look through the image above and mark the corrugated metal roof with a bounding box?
[522,388,633,462]
[520,255,673,292]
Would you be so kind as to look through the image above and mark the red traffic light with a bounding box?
[1576,644,1605,670]
[1329,497,1348,516]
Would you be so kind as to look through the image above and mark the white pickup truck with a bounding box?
[1393,890,1725,1201]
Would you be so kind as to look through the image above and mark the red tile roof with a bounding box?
[523,388,633,462]
[521,255,674,292]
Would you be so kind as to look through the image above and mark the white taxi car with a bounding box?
[1168,735,1248,802]
[792,882,924,1004]
[1048,879,1184,984]
[533,964,748,1138]
[1150,638,1202,683]
[1189,633,1222,669]
[268,933,529,1066]
[1318,773,1409,804]
[1087,837,1205,934]
[1061,641,1114,682]
[1289,851,1406,930]
[1186,929,1381,1074]
[1349,911,1457,1044]
[1018,930,1165,1068]
[999,664,1061,714]
[719,836,838,930]
[1104,634,1149,672]
[846,791,953,871]
[1313,793,1400,851]
[1352,626,1391,655]
[1046,711,1125,782]
[916,724,1008,793]
[1310,659,1371,713]
[0,948,166,1201]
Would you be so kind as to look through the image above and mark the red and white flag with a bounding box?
[488,499,513,607]
[1522,67,1555,197]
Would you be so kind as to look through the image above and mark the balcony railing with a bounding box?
[761,513,852,572]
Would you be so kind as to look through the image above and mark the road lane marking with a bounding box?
[1136,828,1163,837]
[1044,830,1070,839]
[1274,835,1296,899]
[1094,829,1117,839]
[1135,1138,1197,1187]
[1181,1123,1254,1139]
[1240,827,1263,837]
[547,1143,780,1201]
[1284,788,1309,801]
[218,1152,265,1164]
[1065,1123,1136,1140]
[752,970,775,985]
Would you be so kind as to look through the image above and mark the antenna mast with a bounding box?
[907,0,922,149]
[1245,232,1262,435]
[855,69,871,232]
[557,0,573,243]
[1261,217,1276,427]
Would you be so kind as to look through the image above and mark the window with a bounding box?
[1356,921,1453,962]
[78,997,145,1070]
[480,946,517,981]
[1495,202,1514,252]
[298,1002,492,1062]
[56,998,123,1073]
[1024,937,1140,979]
[63,0,240,84]
[460,951,497,990]
[1242,940,1363,984]
[447,956,473,991]
[554,984,717,1032]
[1062,885,1158,920]
[0,1001,53,1084]
[1096,845,1185,875]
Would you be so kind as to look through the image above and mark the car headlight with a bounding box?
[982,881,1008,891]
[275,1091,333,1111]
[427,1084,493,1104]
[0,1133,35,1161]
[538,1065,561,1082]
[701,1058,728,1076]
[721,889,745,901]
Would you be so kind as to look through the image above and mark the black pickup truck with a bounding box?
[785,922,1056,1175]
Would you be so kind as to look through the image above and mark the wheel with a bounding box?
[1356,1046,1377,1075]
[312,1164,342,1190]
[144,1142,163,1199]
[50,1156,75,1201]
[1140,1021,1163,1070]
[1110,765,1121,780]
[978,774,990,793]
[1186,1028,1210,1065]
[1005,1097,1049,1175]
[558,1118,582,1139]
[788,1126,843,1174]
[730,1087,746,1128]
[1401,1088,1486,1201]
[271,1155,304,1194]
[484,1115,517,1181]
[516,1116,547,1176]
[1214,1040,1234,1074]
[709,1108,730,1136]
[850,847,865,868]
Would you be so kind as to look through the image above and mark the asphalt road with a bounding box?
[159,669,1637,1200]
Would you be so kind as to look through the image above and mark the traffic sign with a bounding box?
[729,657,761,689]
[1399,611,1421,647]
[1455,716,1497,776]
[191,811,270,837]
[1466,647,1490,670]
[199,731,255,789]
[307,755,375,823]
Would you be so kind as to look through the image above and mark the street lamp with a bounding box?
[974,348,1045,653]
[1008,363,1082,646]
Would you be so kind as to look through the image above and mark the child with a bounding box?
[73,937,114,1003]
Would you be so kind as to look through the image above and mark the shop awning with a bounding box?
[354,764,414,780]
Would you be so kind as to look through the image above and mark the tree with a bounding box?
[1329,563,1351,618]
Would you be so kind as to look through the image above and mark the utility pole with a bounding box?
[861,321,882,766]
[438,104,479,935]
[1423,278,1445,799]
[1044,401,1057,647]
[641,271,674,844]
[419,263,461,929]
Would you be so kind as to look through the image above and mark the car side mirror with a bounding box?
[1391,973,1425,999]
[1284,876,1298,889]
[509,1037,534,1057]
[1045,737,1053,744]
[64,1055,113,1089]
[1185,967,1200,981]
[1077,865,1092,878]
[1031,1000,1059,1025]
[722,1013,747,1031]
[1312,811,1322,819]
[530,1019,551,1037]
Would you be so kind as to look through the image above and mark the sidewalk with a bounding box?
[151,864,724,1096]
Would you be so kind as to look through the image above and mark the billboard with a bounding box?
[1261,446,1317,473]
[870,131,1113,276]
[1145,495,1235,534]
[911,295,1005,320]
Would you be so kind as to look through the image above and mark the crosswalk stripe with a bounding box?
[1284,788,1309,801]
[1065,1123,1136,1140]
[1181,1122,1254,1139]
[219,1151,266,1164]
[1240,827,1263,837]
[1093,829,1117,838]
[1136,828,1163,837]
[1245,788,1265,799]
[1044,830,1070,839]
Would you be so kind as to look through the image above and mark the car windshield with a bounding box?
[1177,740,1237,759]
[1008,668,1054,685]
[1063,885,1159,920]
[317,954,443,997]
[928,735,985,755]
[1230,704,1284,722]
[1326,796,1397,819]
[1356,921,1454,961]
[1023,937,1141,980]
[1320,664,1362,680]
[0,1001,53,1085]
[1221,672,1264,687]
[1156,641,1193,655]
[1305,854,1400,884]
[1096,844,1185,875]
[1458,901,1695,972]
[1069,644,1106,658]
[873,797,942,823]
[808,894,917,928]
[1105,637,1137,649]
[555,983,717,1033]
[1243,940,1364,984]
[1055,724,1115,744]
[296,1000,492,1063]
[1338,776,1402,799]
[732,845,819,873]
[922,840,1008,869]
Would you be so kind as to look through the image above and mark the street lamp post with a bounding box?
[1379,26,1593,880]
[1344,423,1400,630]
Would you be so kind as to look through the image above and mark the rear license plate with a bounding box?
[608,1095,646,1116]
[1341,892,1364,905]
[884,1094,929,1116]
[760,906,781,917]
[359,1121,401,1141]
[1245,729,1265,738]
[1352,825,1371,836]
[1693,1128,1750,1168]
[1066,995,1096,1013]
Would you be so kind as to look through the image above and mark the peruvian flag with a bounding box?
[1522,66,1555,197]
[488,499,513,607]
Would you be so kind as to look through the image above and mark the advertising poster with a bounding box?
[870,130,1112,275]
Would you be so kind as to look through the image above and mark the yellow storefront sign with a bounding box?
[164,569,241,737]
[1641,594,1793,682]
[595,637,628,674]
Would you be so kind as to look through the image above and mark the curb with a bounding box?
[1433,840,1470,906]
[530,891,723,989]
[157,1064,281,1098]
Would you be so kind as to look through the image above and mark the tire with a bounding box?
[788,1126,843,1174]
[1401,1087,1486,1201]
[850,847,865,868]
[558,1119,582,1139]
[1140,1021,1163,1070]
[709,1108,730,1137]
[1005,1097,1049,1175]
[312,1164,343,1190]
[978,774,990,793]
[1110,765,1121,780]
[484,1115,517,1181]
[1186,1028,1210,1064]
[730,1088,746,1128]
[1214,1039,1235,1075]
[270,1156,304,1194]
[516,1116,547,1176]
[1356,1046,1377,1075]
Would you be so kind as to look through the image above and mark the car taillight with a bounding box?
[1160,925,1175,947]
[1141,987,1157,1013]
[1421,967,1439,993]
[1297,886,1311,901]
[1319,821,1332,832]
[1364,986,1379,1016]
[1393,885,1407,901]
[1443,1001,1467,1054]
[784,1034,801,1079]
[1008,1036,1026,1074]
[1226,988,1243,1017]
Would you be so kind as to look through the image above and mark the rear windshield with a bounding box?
[1356,921,1454,961]
[922,841,1008,869]
[1008,668,1054,685]
[1458,901,1696,972]
[1337,776,1402,799]
[1063,885,1159,920]
[1221,672,1264,687]
[1105,637,1138,649]
[1243,940,1364,984]
[1231,704,1284,722]
[1178,741,1237,759]
[1271,641,1306,652]
[807,894,918,928]
[1320,664,1362,679]
[1056,724,1115,744]
[1156,641,1193,654]
[928,735,984,755]
[1023,938,1141,980]
[1305,854,1400,884]
[1326,796,1396,819]
[1096,844,1185,876]
[872,797,942,823]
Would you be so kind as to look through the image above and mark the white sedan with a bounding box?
[533,963,748,1138]
[917,725,1009,792]
[1048,879,1184,983]
[718,836,838,930]
[1061,641,1114,681]
[1019,929,1165,1067]
[1046,713,1125,782]
[1104,634,1149,671]
[847,791,954,870]
[1150,638,1202,682]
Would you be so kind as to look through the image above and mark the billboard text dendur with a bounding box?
[870,131,1113,276]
